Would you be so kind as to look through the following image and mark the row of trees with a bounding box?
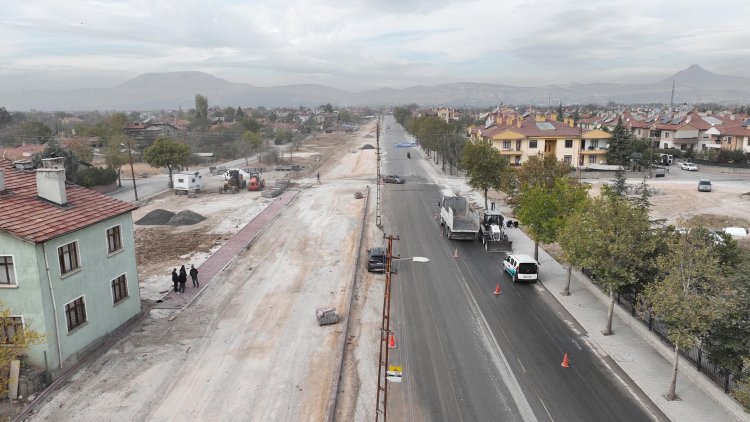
[393,106,468,174]
[460,138,749,401]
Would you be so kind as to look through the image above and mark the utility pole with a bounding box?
[122,138,139,201]
[375,234,399,422]
[375,119,383,228]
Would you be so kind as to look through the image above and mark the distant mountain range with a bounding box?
[1,65,748,111]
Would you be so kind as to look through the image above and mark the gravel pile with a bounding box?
[167,210,207,226]
[363,134,374,138]
[361,144,375,150]
[135,209,176,225]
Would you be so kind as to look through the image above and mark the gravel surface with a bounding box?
[135,209,175,225]
[166,210,206,226]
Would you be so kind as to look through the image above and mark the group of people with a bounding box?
[172,264,199,294]
[505,219,519,229]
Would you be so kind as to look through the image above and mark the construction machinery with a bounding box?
[477,204,512,252]
[221,169,246,193]
[316,307,339,326]
[247,171,265,191]
[440,195,479,240]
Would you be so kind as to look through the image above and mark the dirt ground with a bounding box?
[27,124,382,421]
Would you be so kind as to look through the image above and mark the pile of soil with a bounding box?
[136,209,175,225]
[363,134,374,138]
[361,144,375,150]
[167,210,207,226]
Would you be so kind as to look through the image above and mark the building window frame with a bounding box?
[111,274,129,305]
[0,316,24,344]
[563,155,572,164]
[529,140,538,148]
[589,155,597,163]
[502,140,511,150]
[65,296,87,333]
[58,241,81,276]
[0,255,17,287]
[565,139,573,148]
[106,225,123,255]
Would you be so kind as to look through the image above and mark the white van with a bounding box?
[502,254,539,282]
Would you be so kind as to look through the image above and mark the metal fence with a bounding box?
[581,268,748,398]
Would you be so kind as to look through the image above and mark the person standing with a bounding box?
[171,268,179,292]
[189,265,199,288]
[178,265,187,294]
[316,172,320,184]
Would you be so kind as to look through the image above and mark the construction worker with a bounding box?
[316,172,320,184]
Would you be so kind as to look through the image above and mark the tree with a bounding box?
[556,103,564,121]
[32,139,80,177]
[515,153,572,191]
[195,94,208,119]
[236,106,244,119]
[223,107,236,122]
[66,137,94,164]
[560,195,656,335]
[241,131,262,165]
[0,107,12,129]
[0,300,45,400]
[143,137,191,188]
[462,139,509,210]
[641,226,732,400]
[516,176,590,263]
[606,117,633,166]
[20,121,53,140]
[105,136,130,187]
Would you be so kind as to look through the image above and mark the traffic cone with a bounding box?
[453,248,459,258]
[494,283,502,295]
[388,332,397,349]
[561,352,570,368]
[434,213,438,220]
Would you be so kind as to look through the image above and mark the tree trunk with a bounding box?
[484,188,488,210]
[167,166,174,188]
[562,265,572,296]
[117,168,122,187]
[667,344,680,400]
[534,240,539,261]
[603,288,615,335]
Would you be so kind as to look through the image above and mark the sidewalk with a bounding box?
[504,227,749,422]
[155,189,298,311]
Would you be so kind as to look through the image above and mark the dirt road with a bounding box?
[28,124,379,421]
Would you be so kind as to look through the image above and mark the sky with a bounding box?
[1,0,749,92]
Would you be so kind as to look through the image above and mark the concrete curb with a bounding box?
[324,185,371,422]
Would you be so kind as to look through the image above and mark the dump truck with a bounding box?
[477,205,512,252]
[440,195,479,240]
[247,171,265,191]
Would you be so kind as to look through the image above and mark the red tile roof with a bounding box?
[0,160,137,244]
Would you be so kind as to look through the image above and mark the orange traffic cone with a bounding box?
[453,248,459,258]
[561,352,570,368]
[494,283,502,295]
[388,332,397,349]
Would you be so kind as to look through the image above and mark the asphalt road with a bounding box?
[379,116,655,421]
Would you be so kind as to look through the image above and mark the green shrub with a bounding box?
[75,166,118,187]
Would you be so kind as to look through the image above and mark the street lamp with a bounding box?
[375,234,429,422]
[120,140,138,201]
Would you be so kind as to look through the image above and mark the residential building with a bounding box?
[0,157,141,379]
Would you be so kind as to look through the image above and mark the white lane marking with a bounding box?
[455,271,540,422]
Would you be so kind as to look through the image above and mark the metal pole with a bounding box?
[376,119,382,228]
[126,138,139,201]
[375,234,398,421]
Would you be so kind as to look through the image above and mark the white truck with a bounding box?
[440,195,479,240]
[173,171,204,195]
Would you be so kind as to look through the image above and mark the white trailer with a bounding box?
[173,171,204,195]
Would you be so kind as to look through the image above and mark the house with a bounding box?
[0,157,141,380]
[437,107,461,124]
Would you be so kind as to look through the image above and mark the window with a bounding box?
[0,256,16,286]
[111,274,128,304]
[106,225,123,254]
[563,155,572,164]
[565,139,573,148]
[65,296,87,332]
[0,317,23,344]
[589,155,596,163]
[502,141,511,150]
[665,132,670,138]
[529,140,538,148]
[58,242,80,275]
[514,156,521,165]
[591,140,599,148]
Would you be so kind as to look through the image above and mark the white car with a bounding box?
[680,162,698,171]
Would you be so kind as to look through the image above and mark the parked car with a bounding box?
[698,179,712,192]
[680,162,698,171]
[367,247,386,272]
[383,175,405,184]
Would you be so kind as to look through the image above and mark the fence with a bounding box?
[581,268,748,398]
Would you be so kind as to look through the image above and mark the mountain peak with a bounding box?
[116,71,233,89]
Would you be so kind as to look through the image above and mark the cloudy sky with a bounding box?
[1,0,749,92]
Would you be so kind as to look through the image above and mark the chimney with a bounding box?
[0,170,5,193]
[517,117,522,128]
[36,157,67,205]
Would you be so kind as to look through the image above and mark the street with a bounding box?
[379,116,656,421]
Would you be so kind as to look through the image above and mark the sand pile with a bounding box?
[167,210,207,226]
[361,144,375,150]
[136,209,176,225]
